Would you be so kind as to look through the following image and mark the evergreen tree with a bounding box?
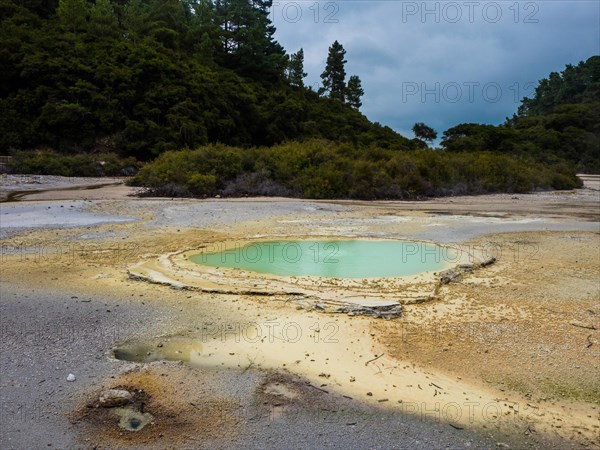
[287,48,307,88]
[517,56,600,117]
[192,0,217,26]
[346,75,364,110]
[57,0,88,34]
[122,0,149,43]
[89,0,118,37]
[320,40,347,102]
[197,32,214,63]
[412,122,437,143]
[187,0,218,57]
[214,0,286,81]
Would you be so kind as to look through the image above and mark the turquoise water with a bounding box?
[190,240,457,278]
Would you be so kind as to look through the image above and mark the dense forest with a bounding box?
[1,0,596,198]
[0,0,412,158]
[442,56,600,173]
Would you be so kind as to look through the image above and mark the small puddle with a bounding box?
[113,338,203,365]
[190,240,456,278]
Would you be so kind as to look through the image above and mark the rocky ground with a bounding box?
[0,175,598,449]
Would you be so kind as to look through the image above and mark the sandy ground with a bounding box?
[0,175,599,449]
[0,174,138,202]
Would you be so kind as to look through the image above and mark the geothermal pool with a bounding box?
[190,240,457,278]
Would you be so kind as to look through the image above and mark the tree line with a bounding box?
[440,56,599,172]
[1,0,385,160]
[2,1,596,197]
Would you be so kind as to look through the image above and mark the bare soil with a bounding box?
[1,175,598,449]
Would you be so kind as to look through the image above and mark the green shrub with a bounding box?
[8,150,140,177]
[130,139,583,199]
[99,153,141,176]
[185,173,217,195]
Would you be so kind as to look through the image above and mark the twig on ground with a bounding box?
[571,321,596,330]
[308,384,329,393]
[365,354,384,366]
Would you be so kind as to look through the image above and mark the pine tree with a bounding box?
[189,0,218,44]
[57,0,88,34]
[89,0,118,37]
[320,40,347,102]
[214,0,286,81]
[197,32,214,64]
[122,0,149,43]
[412,122,437,143]
[287,48,307,88]
[346,75,364,110]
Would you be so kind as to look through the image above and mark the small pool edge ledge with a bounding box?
[126,237,492,317]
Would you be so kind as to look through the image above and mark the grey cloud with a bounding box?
[273,1,599,138]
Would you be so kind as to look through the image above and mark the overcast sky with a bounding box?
[270,0,600,141]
